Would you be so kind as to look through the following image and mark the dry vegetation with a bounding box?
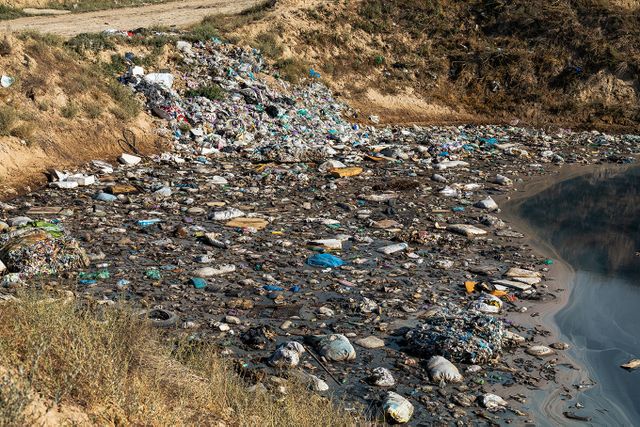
[0,293,358,425]
[0,32,161,199]
[214,0,640,130]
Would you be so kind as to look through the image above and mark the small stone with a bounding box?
[526,345,555,357]
[550,342,570,350]
[494,174,513,186]
[355,336,385,349]
[225,315,241,325]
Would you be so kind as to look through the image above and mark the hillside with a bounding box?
[0,32,159,199]
[215,0,640,130]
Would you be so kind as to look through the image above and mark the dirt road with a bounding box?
[1,0,263,37]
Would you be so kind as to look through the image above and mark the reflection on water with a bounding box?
[519,167,640,425]
[523,167,640,279]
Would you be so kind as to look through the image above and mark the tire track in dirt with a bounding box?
[1,0,263,37]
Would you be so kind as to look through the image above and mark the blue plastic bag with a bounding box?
[306,253,345,268]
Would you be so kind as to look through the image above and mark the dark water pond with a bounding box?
[518,167,640,425]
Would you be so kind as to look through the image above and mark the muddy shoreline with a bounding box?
[498,160,639,425]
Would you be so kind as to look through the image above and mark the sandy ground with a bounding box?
[0,0,263,36]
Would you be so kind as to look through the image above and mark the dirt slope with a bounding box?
[0,33,164,199]
[219,0,640,130]
[1,0,262,36]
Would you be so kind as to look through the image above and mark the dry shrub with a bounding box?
[0,294,359,425]
[0,106,17,136]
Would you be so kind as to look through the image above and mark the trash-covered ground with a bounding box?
[1,36,639,424]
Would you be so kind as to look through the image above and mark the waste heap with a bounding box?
[0,220,88,278]
[1,33,639,425]
[405,305,506,364]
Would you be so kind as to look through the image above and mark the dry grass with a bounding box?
[0,293,359,426]
[0,106,18,136]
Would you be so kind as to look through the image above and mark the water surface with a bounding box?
[518,166,640,425]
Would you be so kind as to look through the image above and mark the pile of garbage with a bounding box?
[122,40,366,164]
[0,220,88,278]
[405,305,505,364]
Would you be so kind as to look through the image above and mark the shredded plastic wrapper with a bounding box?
[406,305,505,364]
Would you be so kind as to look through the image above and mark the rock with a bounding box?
[194,264,236,277]
[452,393,474,407]
[119,153,142,165]
[382,392,414,424]
[224,315,241,325]
[305,334,356,362]
[550,342,570,350]
[355,336,385,349]
[427,356,463,383]
[503,330,526,344]
[474,196,498,211]
[526,345,555,357]
[377,243,408,255]
[305,373,329,391]
[447,224,487,237]
[317,306,335,317]
[0,260,5,274]
[494,174,513,186]
[368,367,395,387]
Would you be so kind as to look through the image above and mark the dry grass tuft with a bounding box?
[0,294,359,426]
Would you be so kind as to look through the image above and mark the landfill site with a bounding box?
[0,0,639,426]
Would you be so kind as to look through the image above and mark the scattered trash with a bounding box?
[306,253,345,268]
[305,334,356,362]
[481,393,508,411]
[267,341,305,368]
[382,391,414,424]
[427,356,463,383]
[621,358,640,370]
